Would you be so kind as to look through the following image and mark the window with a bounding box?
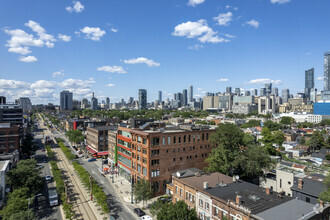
[280,179,282,188]
[142,157,147,164]
[151,169,160,177]
[142,148,147,155]
[143,167,147,176]
[183,147,185,151]
[206,133,209,140]
[151,159,159,166]
[166,149,169,153]
[200,146,202,149]
[214,207,218,215]
[143,138,147,145]
[178,136,181,143]
[137,155,141,161]
[151,150,159,156]
[178,148,180,152]
[168,136,171,145]
[175,186,178,193]
[184,135,186,143]
[173,158,176,162]
[193,135,195,142]
[173,136,176,144]
[205,202,209,210]
[152,137,160,146]
[186,192,189,200]
[199,199,203,208]
[138,164,141,173]
[137,146,141,152]
[137,136,142,143]
[198,134,200,141]
[172,149,175,153]
[188,135,191,142]
[163,136,165,145]
[202,133,205,140]
[180,189,182,196]
[180,157,183,161]
[288,181,291,185]
[306,197,310,203]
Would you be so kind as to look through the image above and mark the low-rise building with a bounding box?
[86,126,117,156]
[0,123,20,155]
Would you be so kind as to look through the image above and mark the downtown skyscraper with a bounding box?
[139,89,147,110]
[60,90,73,111]
[305,68,314,100]
[188,85,193,103]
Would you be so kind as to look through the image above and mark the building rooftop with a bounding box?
[207,181,292,214]
[88,126,117,131]
[174,172,234,191]
[0,160,10,172]
[291,175,326,198]
[256,198,316,220]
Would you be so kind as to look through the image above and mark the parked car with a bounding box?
[141,215,153,220]
[41,148,46,152]
[88,158,96,162]
[134,208,146,217]
[45,175,52,181]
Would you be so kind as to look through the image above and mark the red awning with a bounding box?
[97,151,108,156]
[86,146,97,154]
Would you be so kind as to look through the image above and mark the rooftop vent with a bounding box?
[203,182,209,189]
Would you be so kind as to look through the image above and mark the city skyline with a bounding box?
[1,0,330,104]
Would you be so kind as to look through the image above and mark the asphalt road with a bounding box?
[33,121,62,220]
[42,118,138,220]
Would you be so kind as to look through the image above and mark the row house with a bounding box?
[172,169,330,220]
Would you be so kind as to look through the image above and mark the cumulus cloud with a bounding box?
[270,0,290,4]
[4,20,58,61]
[214,12,233,26]
[0,79,30,89]
[107,83,115,87]
[80,27,106,41]
[244,19,260,28]
[188,44,204,50]
[110,28,118,33]
[244,78,282,85]
[97,65,127,74]
[19,56,37,63]
[173,19,229,44]
[58,34,71,42]
[66,1,84,13]
[317,76,324,81]
[187,0,205,7]
[197,88,204,91]
[217,78,229,82]
[52,70,65,78]
[123,57,160,67]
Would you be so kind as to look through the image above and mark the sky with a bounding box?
[0,0,329,104]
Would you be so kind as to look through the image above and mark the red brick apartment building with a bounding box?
[117,122,216,195]
[0,123,20,155]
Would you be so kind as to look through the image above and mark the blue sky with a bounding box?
[0,0,329,104]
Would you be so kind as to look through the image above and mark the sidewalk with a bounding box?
[90,159,159,218]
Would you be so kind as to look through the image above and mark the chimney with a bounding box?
[320,200,324,208]
[233,176,236,183]
[266,187,270,195]
[236,195,241,204]
[203,182,209,189]
[298,178,303,190]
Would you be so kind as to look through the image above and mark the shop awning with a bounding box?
[97,151,108,156]
[86,146,97,154]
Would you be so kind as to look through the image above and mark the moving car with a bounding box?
[88,158,96,162]
[134,208,146,217]
[45,175,52,181]
[48,188,58,206]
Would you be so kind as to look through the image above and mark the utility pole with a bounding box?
[90,175,93,201]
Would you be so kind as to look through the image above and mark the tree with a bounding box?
[260,127,277,155]
[297,122,314,128]
[206,123,273,179]
[280,116,295,125]
[241,119,261,128]
[66,129,84,144]
[273,131,285,147]
[319,173,330,202]
[300,136,306,145]
[6,159,43,194]
[0,187,34,219]
[243,133,255,146]
[21,133,35,157]
[320,119,330,126]
[263,120,282,131]
[157,200,198,220]
[133,179,153,208]
[309,130,324,152]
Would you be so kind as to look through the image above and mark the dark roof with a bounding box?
[256,199,315,220]
[311,152,326,159]
[90,126,117,131]
[206,181,292,214]
[280,161,293,167]
[291,176,326,197]
[172,168,204,178]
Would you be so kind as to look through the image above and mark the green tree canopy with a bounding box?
[309,130,324,152]
[319,173,330,202]
[280,116,295,125]
[66,129,84,144]
[320,119,330,126]
[6,159,43,194]
[241,119,261,128]
[206,123,274,179]
[263,120,283,131]
[133,179,153,208]
[157,200,198,220]
[297,122,314,128]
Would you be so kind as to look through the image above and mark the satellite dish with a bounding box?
[236,175,239,180]
[5,188,10,193]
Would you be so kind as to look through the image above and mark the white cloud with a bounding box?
[197,88,204,91]
[31,80,58,89]
[25,20,56,45]
[80,27,106,41]
[110,28,118,33]
[173,19,229,44]
[97,65,127,74]
[245,19,260,28]
[225,5,238,11]
[19,56,37,63]
[188,44,204,50]
[123,57,160,67]
[217,78,229,82]
[58,34,71,42]
[270,0,290,4]
[317,76,324,81]
[187,0,205,7]
[0,79,30,89]
[8,46,31,55]
[214,12,233,26]
[244,78,282,85]
[107,83,115,87]
[52,70,65,78]
[222,33,236,38]
[66,1,84,13]
[61,78,95,89]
